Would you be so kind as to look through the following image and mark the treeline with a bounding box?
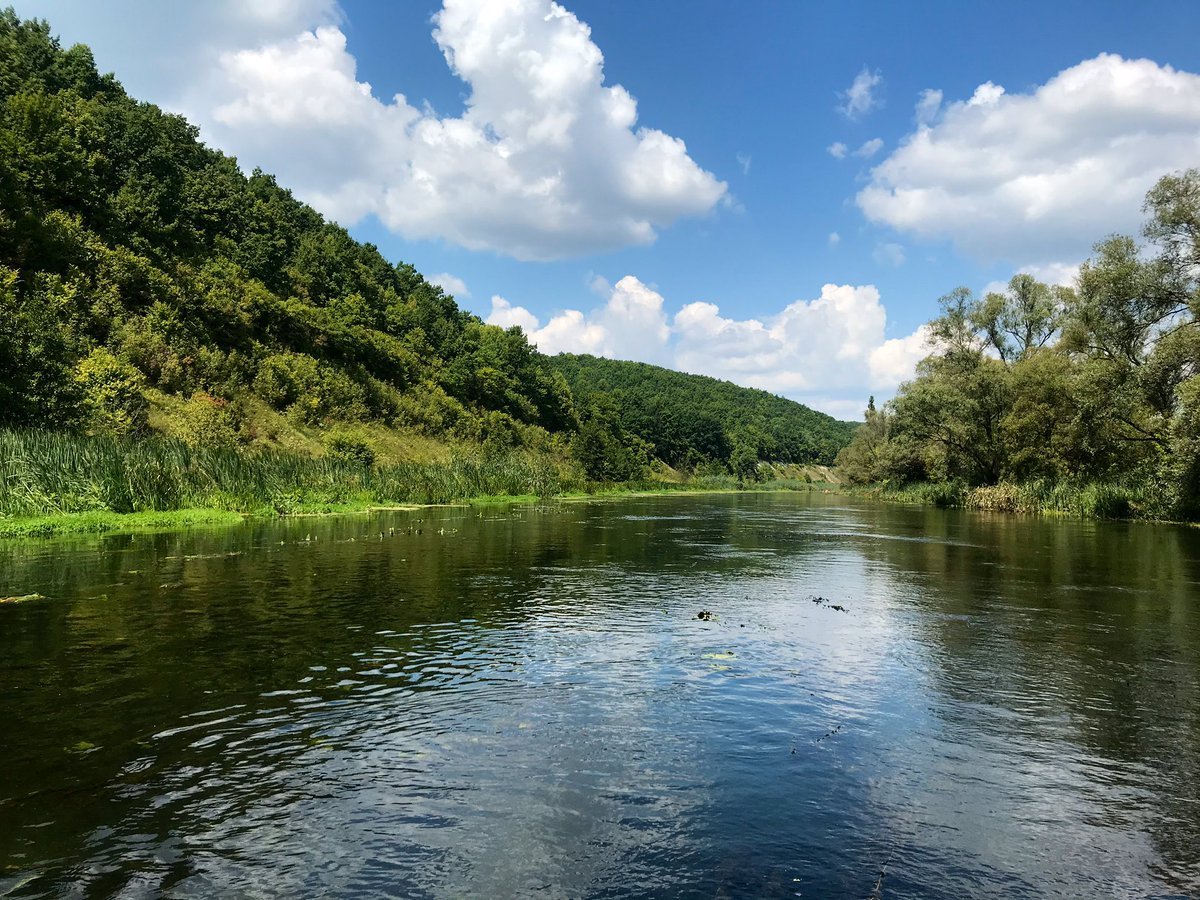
[550,354,856,476]
[838,171,1200,520]
[0,11,846,487]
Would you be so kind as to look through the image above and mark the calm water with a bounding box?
[1,493,1198,898]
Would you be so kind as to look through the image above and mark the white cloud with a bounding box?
[839,67,883,119]
[827,142,848,159]
[853,137,884,158]
[736,152,752,175]
[983,260,1081,299]
[488,295,542,333]
[24,0,726,261]
[828,231,841,247]
[914,88,942,125]
[1024,261,1080,287]
[872,242,906,266]
[488,276,670,363]
[858,54,1200,266]
[869,325,933,387]
[486,276,927,415]
[587,273,613,297]
[428,272,470,298]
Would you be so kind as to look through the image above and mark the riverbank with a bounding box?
[0,480,841,539]
[843,478,1192,522]
[0,428,845,539]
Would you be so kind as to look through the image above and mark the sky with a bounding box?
[16,0,1200,419]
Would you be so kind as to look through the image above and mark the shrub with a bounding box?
[173,392,240,449]
[323,430,375,467]
[74,347,149,436]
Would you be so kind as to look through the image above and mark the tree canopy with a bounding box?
[837,173,1200,519]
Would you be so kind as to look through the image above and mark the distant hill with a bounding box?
[548,354,856,467]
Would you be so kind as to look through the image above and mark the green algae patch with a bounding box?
[0,593,46,604]
[0,509,245,539]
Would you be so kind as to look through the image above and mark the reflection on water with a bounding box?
[0,494,1198,898]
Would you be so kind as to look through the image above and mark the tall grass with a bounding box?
[858,478,1148,519]
[963,479,1142,518]
[0,429,580,519]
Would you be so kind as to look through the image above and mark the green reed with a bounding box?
[0,429,579,519]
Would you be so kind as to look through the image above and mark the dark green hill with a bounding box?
[548,354,856,467]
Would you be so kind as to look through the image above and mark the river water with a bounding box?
[1,493,1198,898]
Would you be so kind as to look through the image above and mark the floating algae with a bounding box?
[0,593,45,604]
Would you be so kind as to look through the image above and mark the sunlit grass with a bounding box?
[0,429,579,520]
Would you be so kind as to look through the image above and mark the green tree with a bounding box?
[74,346,148,435]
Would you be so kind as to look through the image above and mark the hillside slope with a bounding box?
[549,354,856,467]
[0,11,853,479]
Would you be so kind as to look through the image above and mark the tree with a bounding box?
[974,274,1068,363]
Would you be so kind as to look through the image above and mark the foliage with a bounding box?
[170,392,241,450]
[0,10,570,441]
[74,346,148,435]
[323,429,376,467]
[569,394,651,482]
[0,428,576,518]
[549,354,856,470]
[838,170,1200,519]
[0,10,851,482]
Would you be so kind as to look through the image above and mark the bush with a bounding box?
[173,392,240,449]
[323,430,375,467]
[74,347,149,436]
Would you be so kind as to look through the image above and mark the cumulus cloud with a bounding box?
[839,67,883,119]
[24,0,726,261]
[486,276,928,415]
[827,142,848,159]
[857,54,1200,267]
[429,273,470,298]
[869,325,933,387]
[488,276,670,363]
[914,88,942,125]
[853,137,884,158]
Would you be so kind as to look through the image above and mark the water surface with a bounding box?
[1,493,1198,897]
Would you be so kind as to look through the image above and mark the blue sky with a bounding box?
[18,0,1200,417]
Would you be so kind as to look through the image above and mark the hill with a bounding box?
[549,354,856,469]
[0,10,854,496]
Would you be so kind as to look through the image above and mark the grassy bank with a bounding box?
[849,478,1161,520]
[0,430,837,539]
[0,509,247,539]
[0,428,578,524]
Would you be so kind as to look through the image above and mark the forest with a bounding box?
[837,171,1200,520]
[0,10,846,523]
[549,355,855,475]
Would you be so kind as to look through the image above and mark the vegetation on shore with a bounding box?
[836,171,1200,522]
[846,480,1153,521]
[0,11,849,500]
[0,428,840,538]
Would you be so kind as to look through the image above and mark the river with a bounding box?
[1,493,1198,898]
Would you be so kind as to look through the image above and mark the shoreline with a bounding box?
[7,480,1194,540]
[0,482,839,540]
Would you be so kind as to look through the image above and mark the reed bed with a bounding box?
[0,429,579,519]
[861,478,1148,519]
